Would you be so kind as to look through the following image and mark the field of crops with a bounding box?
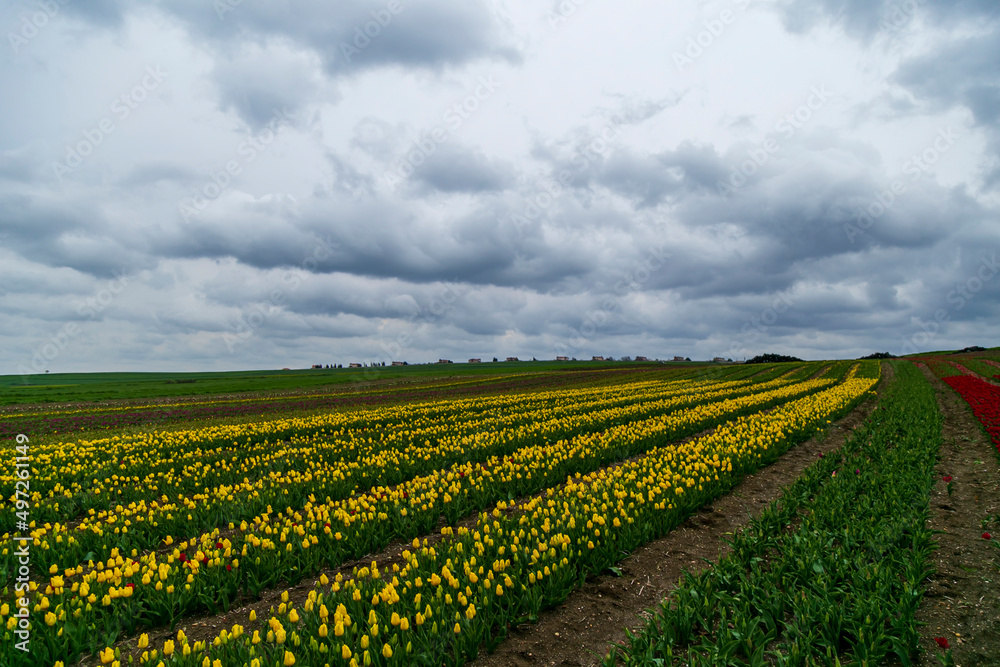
[2,356,998,667]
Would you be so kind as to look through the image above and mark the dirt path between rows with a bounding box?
[913,365,1000,667]
[471,363,891,667]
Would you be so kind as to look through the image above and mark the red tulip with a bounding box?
[984,532,992,540]
[934,637,950,649]
[942,476,952,483]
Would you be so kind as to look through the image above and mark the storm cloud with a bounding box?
[0,0,997,373]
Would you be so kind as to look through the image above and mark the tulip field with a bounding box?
[1,354,997,667]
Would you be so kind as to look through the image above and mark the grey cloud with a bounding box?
[147,1,519,77]
[211,46,327,129]
[118,162,201,188]
[412,144,514,193]
[892,30,1000,126]
[777,0,1000,40]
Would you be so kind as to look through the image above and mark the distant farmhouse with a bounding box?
[592,356,605,361]
[437,359,453,364]
[673,356,685,361]
[713,357,726,362]
[506,357,519,362]
[391,361,405,366]
[635,356,648,362]
[556,356,569,361]
[349,363,362,368]
[468,358,481,363]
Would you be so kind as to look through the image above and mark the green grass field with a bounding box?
[0,360,691,406]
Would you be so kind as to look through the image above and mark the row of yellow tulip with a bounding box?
[0,368,721,511]
[118,372,878,667]
[2,371,785,573]
[0,371,846,667]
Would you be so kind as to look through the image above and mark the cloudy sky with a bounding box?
[1,0,998,373]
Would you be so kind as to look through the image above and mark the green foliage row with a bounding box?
[606,361,943,667]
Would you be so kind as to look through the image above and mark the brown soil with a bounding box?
[470,363,892,667]
[913,365,1000,667]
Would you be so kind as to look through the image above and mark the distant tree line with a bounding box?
[745,353,803,364]
[858,352,896,359]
